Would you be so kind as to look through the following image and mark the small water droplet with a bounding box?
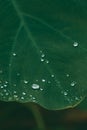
[66,74,69,77]
[3,89,7,92]
[32,84,40,89]
[42,79,46,82]
[21,97,24,100]
[75,97,79,101]
[0,70,3,74]
[40,88,43,91]
[17,73,20,76]
[41,54,45,58]
[73,42,79,47]
[48,81,51,83]
[14,95,18,98]
[24,80,28,84]
[46,60,49,64]
[41,58,44,62]
[22,92,26,95]
[51,74,54,77]
[71,81,76,86]
[1,86,4,89]
[12,52,17,56]
[64,92,68,96]
[5,92,9,96]
[4,84,7,87]
[13,91,17,94]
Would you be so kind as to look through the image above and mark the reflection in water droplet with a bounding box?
[71,81,76,86]
[73,42,79,47]
[32,84,40,89]
[64,92,68,96]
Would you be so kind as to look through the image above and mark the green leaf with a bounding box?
[0,0,87,110]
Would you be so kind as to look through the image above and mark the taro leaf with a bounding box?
[0,0,87,110]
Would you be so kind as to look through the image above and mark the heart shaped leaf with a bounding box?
[0,0,87,109]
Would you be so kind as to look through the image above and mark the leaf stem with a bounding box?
[24,103,46,130]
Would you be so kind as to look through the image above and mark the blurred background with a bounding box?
[0,98,87,130]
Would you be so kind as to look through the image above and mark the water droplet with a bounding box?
[5,92,9,96]
[21,97,24,100]
[66,74,69,77]
[46,60,49,64]
[13,91,17,94]
[4,84,7,87]
[71,81,76,86]
[41,54,45,58]
[48,81,51,83]
[24,80,28,84]
[64,92,68,96]
[32,84,40,89]
[3,89,7,92]
[17,73,20,76]
[73,42,79,47]
[41,58,44,62]
[75,97,79,101]
[22,92,26,95]
[1,86,4,89]
[40,88,43,91]
[42,79,46,82]
[51,74,54,77]
[14,95,18,98]
[0,70,3,74]
[12,52,17,56]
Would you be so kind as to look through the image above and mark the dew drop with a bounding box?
[51,74,54,77]
[64,92,68,96]
[32,84,40,89]
[40,88,43,91]
[73,42,79,47]
[0,70,3,74]
[42,79,46,82]
[41,58,44,62]
[21,97,24,100]
[1,86,4,89]
[41,54,45,58]
[12,52,17,56]
[66,74,69,77]
[5,92,9,96]
[46,60,49,64]
[22,92,26,95]
[24,80,28,84]
[71,81,76,86]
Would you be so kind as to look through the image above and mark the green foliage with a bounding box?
[0,0,87,110]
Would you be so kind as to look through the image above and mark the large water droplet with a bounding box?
[32,84,40,89]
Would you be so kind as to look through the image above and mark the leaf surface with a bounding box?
[0,0,87,109]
